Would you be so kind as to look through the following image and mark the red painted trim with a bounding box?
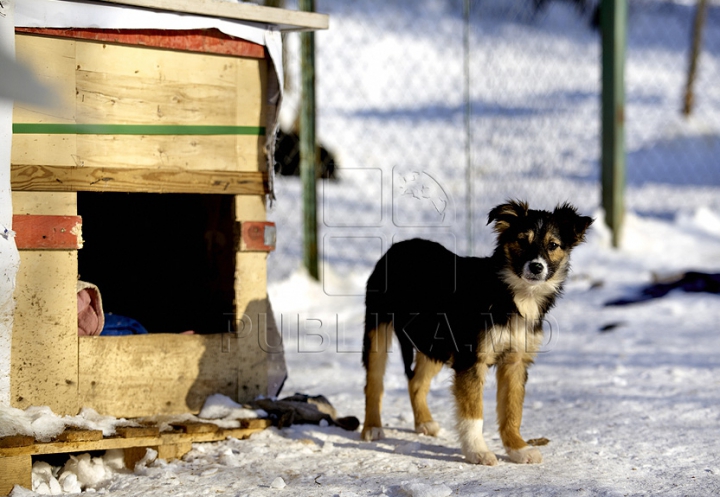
[15,27,266,59]
[240,221,276,252]
[13,215,83,250]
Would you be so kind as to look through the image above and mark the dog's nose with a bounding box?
[529,262,545,275]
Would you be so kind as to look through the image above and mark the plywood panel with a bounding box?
[232,195,281,401]
[11,249,79,414]
[11,134,78,167]
[11,192,76,216]
[13,35,76,124]
[13,35,267,176]
[79,334,241,417]
[11,194,79,415]
[74,40,265,128]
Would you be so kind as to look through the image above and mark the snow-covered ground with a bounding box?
[14,208,720,496]
[7,0,720,495]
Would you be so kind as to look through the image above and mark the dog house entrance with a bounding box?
[77,192,236,335]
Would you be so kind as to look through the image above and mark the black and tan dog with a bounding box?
[361,201,592,465]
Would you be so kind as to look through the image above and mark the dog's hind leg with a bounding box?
[361,322,391,441]
[408,351,443,436]
[496,357,542,464]
[453,362,497,465]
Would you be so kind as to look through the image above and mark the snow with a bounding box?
[197,394,266,423]
[8,0,720,495]
[0,406,134,442]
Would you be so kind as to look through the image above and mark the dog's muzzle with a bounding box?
[522,259,548,282]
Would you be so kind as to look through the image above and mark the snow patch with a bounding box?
[401,482,453,497]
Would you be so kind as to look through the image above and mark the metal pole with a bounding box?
[464,0,473,256]
[601,0,627,248]
[299,0,319,280]
[682,0,708,117]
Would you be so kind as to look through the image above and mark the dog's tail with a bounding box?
[362,311,378,371]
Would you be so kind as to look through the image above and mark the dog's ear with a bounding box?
[487,200,529,233]
[554,202,593,246]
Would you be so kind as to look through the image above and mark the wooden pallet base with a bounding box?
[0,419,270,495]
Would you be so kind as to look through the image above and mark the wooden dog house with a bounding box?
[8,0,328,418]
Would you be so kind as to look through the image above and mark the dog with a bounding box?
[361,200,592,465]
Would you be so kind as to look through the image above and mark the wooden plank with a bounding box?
[0,455,32,496]
[156,442,193,462]
[158,422,271,443]
[11,165,268,195]
[75,39,248,88]
[116,426,161,438]
[0,423,269,457]
[78,334,241,417]
[97,0,329,31]
[12,215,83,250]
[74,134,264,173]
[0,436,164,457]
[11,194,79,416]
[240,418,272,430]
[54,429,103,443]
[16,28,266,59]
[0,436,34,449]
[124,446,155,469]
[76,72,238,126]
[170,422,218,434]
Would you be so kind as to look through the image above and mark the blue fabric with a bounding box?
[100,313,149,336]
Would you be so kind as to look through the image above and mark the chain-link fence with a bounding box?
[267,0,720,290]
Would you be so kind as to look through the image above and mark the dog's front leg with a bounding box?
[496,358,542,464]
[453,362,497,465]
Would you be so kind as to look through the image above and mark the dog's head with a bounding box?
[488,200,593,289]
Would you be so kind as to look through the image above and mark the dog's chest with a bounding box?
[478,300,544,361]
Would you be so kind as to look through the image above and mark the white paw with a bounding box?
[361,426,385,441]
[415,421,440,437]
[506,446,543,464]
[463,450,498,466]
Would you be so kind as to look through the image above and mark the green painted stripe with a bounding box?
[13,123,266,136]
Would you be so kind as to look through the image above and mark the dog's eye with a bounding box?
[548,242,560,251]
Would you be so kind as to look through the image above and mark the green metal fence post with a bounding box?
[299,0,319,280]
[601,0,627,248]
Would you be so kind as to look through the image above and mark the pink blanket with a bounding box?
[77,281,104,336]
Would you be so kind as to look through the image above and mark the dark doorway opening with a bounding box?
[77,193,236,334]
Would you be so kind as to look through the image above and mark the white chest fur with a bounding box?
[479,313,544,362]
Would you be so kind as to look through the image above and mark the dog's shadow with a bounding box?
[281,424,519,465]
[329,426,479,464]
[345,433,525,465]
[341,436,462,463]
